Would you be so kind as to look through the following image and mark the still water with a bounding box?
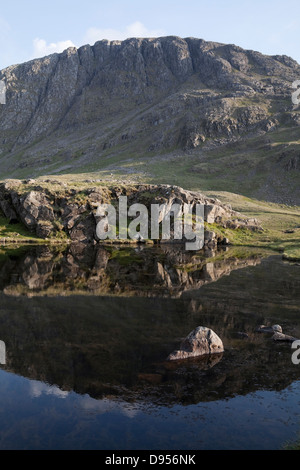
[0,243,299,450]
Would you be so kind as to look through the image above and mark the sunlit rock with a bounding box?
[167,326,224,360]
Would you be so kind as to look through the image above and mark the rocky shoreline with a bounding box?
[0,179,262,246]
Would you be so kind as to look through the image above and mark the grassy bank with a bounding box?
[203,190,300,260]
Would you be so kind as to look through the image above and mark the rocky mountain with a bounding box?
[0,36,300,202]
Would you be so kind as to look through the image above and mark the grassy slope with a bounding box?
[203,191,300,260]
[13,119,297,207]
[1,79,299,207]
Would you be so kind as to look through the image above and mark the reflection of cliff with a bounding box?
[0,266,299,407]
[0,250,299,407]
[0,244,265,298]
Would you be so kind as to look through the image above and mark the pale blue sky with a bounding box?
[1,0,300,69]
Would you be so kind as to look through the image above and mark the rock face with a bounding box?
[0,36,299,203]
[0,180,262,243]
[167,326,224,360]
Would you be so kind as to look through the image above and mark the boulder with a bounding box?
[256,324,282,333]
[272,332,298,342]
[167,326,224,360]
[69,214,96,243]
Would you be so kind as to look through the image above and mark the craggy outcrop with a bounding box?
[0,179,262,244]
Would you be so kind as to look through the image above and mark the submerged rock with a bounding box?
[256,324,282,333]
[237,331,249,338]
[167,326,224,361]
[272,332,298,342]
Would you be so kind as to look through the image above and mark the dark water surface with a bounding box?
[0,243,299,450]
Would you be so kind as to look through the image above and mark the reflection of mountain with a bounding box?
[0,244,265,298]
[0,255,300,406]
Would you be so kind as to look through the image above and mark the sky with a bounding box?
[0,0,300,69]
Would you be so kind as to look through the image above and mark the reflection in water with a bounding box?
[0,244,300,449]
[30,380,69,399]
[0,243,265,297]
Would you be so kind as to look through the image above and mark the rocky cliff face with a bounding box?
[0,179,261,244]
[0,36,299,202]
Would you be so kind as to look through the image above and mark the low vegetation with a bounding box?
[0,177,299,260]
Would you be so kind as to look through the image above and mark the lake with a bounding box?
[0,243,299,450]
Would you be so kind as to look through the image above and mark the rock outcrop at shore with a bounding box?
[0,179,262,244]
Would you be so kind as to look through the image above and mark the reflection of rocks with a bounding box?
[167,326,224,360]
[0,287,299,407]
[138,353,224,384]
[165,352,223,371]
[272,332,298,342]
[0,244,264,298]
[0,255,299,406]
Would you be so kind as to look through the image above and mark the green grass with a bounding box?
[282,246,300,261]
[203,190,300,259]
[1,177,300,259]
[0,214,42,243]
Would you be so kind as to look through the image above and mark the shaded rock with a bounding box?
[0,199,18,222]
[204,230,217,247]
[167,326,224,360]
[36,222,53,238]
[204,204,227,224]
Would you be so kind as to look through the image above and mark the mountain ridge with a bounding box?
[0,36,300,203]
